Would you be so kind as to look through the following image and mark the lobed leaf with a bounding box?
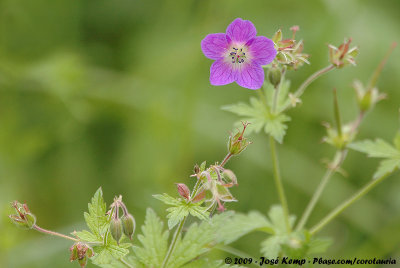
[134,208,169,267]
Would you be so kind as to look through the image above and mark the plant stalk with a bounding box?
[120,257,134,268]
[161,216,187,268]
[295,150,346,231]
[282,64,335,111]
[269,136,291,233]
[309,173,391,235]
[33,225,79,242]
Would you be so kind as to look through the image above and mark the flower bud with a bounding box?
[271,29,282,44]
[70,242,93,268]
[110,217,123,244]
[267,66,282,88]
[176,183,190,200]
[228,122,251,155]
[328,38,358,68]
[121,213,136,240]
[9,201,36,229]
[192,190,206,203]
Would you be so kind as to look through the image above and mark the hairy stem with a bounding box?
[282,64,335,111]
[33,225,79,242]
[161,216,187,268]
[120,257,134,268]
[220,153,233,168]
[309,173,391,235]
[296,150,347,231]
[269,136,291,233]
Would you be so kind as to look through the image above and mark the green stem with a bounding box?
[295,150,346,231]
[282,64,335,111]
[269,135,291,233]
[33,225,79,242]
[309,173,391,235]
[161,216,187,268]
[120,257,134,268]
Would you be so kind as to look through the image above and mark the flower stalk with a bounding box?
[269,135,291,233]
[282,64,335,111]
[309,172,391,235]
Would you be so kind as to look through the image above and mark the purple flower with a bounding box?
[201,18,277,90]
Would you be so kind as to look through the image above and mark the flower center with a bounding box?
[229,46,247,64]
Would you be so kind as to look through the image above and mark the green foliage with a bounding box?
[153,193,209,229]
[83,187,109,239]
[222,98,291,143]
[217,211,274,244]
[168,212,234,268]
[73,188,131,266]
[259,205,331,258]
[349,138,400,179]
[133,208,169,268]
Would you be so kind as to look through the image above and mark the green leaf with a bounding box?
[348,139,400,158]
[166,205,189,229]
[373,158,400,179]
[155,193,210,229]
[217,211,273,245]
[222,96,291,143]
[153,193,182,206]
[268,205,296,234]
[73,230,100,243]
[92,233,130,265]
[168,215,226,268]
[264,114,290,144]
[84,187,108,238]
[134,208,169,268]
[260,235,286,258]
[188,205,210,222]
[307,237,332,254]
[394,131,400,150]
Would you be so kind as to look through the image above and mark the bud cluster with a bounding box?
[328,38,358,68]
[108,196,136,244]
[69,242,94,268]
[9,201,36,229]
[271,26,310,70]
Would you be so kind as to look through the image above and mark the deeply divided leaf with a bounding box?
[133,208,169,267]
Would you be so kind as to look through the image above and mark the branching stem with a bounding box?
[282,64,335,111]
[310,173,391,235]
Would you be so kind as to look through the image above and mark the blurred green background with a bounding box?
[1,0,399,267]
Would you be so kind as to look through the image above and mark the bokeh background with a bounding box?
[1,0,399,267]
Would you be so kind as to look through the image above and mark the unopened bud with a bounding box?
[9,201,36,229]
[121,214,136,240]
[192,190,206,203]
[193,164,200,174]
[267,66,282,88]
[110,217,123,244]
[228,122,251,155]
[272,29,282,44]
[176,183,190,200]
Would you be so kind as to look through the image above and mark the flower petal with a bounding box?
[247,36,277,65]
[210,60,236,86]
[235,63,264,90]
[201,33,229,60]
[226,18,257,43]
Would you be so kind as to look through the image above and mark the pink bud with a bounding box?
[176,183,190,200]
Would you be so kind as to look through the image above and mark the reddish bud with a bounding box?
[176,183,190,200]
